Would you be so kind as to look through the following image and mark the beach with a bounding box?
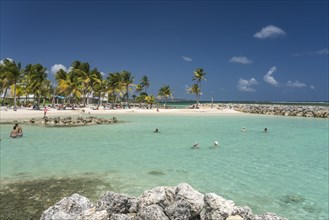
[0,106,242,121]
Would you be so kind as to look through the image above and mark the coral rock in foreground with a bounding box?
[41,183,286,220]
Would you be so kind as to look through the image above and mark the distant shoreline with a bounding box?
[1,103,328,122]
[0,106,242,122]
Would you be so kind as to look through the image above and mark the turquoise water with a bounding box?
[0,114,328,219]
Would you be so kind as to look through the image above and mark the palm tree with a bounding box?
[55,68,67,82]
[107,72,123,105]
[192,68,207,98]
[187,84,201,107]
[140,75,150,93]
[120,71,134,106]
[135,84,143,94]
[145,95,155,109]
[0,73,11,106]
[73,61,101,106]
[56,70,82,104]
[39,79,52,107]
[54,69,69,103]
[25,63,48,108]
[93,79,107,106]
[158,85,173,107]
[0,59,24,110]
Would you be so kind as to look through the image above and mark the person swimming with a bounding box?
[241,127,247,132]
[191,142,199,149]
[264,128,268,132]
[154,128,159,133]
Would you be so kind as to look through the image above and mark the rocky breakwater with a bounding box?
[27,116,118,126]
[41,183,286,220]
[225,104,329,118]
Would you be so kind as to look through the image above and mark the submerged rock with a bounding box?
[41,183,287,220]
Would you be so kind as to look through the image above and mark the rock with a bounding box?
[136,204,169,220]
[41,183,286,220]
[54,117,60,123]
[233,206,254,220]
[164,199,192,220]
[138,186,176,210]
[41,193,94,220]
[305,112,314,117]
[227,104,329,118]
[97,191,138,214]
[174,183,204,218]
[11,116,119,127]
[76,208,108,220]
[109,213,133,220]
[226,215,243,220]
[203,193,236,219]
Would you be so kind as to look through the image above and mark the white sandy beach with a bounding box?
[0,106,243,121]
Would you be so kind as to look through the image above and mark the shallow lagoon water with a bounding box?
[0,114,328,219]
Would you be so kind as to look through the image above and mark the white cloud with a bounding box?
[316,48,329,55]
[230,56,253,64]
[254,25,286,39]
[182,56,192,62]
[264,66,279,86]
[287,80,307,88]
[0,58,14,64]
[50,64,68,75]
[310,85,315,90]
[293,48,329,56]
[237,78,258,92]
[100,72,106,77]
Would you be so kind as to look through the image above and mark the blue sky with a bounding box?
[1,0,328,101]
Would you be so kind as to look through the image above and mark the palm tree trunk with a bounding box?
[13,83,17,110]
[196,94,199,107]
[98,92,101,106]
[125,85,129,107]
[37,93,41,109]
[1,87,8,106]
[83,92,87,107]
[25,94,28,106]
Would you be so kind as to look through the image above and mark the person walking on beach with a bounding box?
[44,107,48,117]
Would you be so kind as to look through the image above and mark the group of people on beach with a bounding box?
[10,123,23,138]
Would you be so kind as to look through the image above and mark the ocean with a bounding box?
[0,113,328,219]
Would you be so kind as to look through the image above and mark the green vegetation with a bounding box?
[1,59,207,108]
[186,68,207,107]
[158,85,173,107]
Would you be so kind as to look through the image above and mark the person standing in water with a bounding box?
[15,123,23,137]
[10,126,18,138]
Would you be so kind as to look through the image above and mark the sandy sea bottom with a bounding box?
[0,114,328,219]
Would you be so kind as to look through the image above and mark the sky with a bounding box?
[1,0,328,101]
